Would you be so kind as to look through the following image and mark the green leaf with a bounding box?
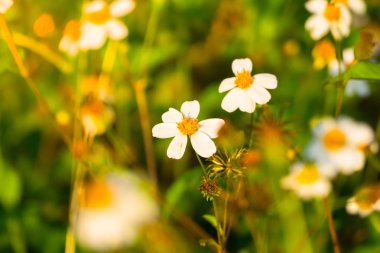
[0,168,22,210]
[163,168,203,218]
[202,214,223,235]
[346,62,380,81]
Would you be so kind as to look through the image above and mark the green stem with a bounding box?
[334,40,344,118]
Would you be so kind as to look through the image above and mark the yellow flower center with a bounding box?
[313,40,336,68]
[333,0,348,4]
[324,4,341,21]
[235,71,253,89]
[33,14,55,38]
[63,21,82,41]
[323,127,346,151]
[296,164,320,184]
[177,117,199,135]
[87,4,111,24]
[82,180,113,209]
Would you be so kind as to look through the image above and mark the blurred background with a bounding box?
[1,0,380,252]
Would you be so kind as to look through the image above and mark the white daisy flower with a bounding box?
[81,0,135,50]
[59,20,85,56]
[152,100,224,159]
[305,117,374,177]
[0,0,12,13]
[75,172,159,251]
[281,162,331,200]
[333,0,366,15]
[305,0,352,40]
[218,58,277,113]
[346,185,380,217]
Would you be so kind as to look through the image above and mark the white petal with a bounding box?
[253,74,278,89]
[106,20,128,40]
[247,86,271,104]
[84,0,106,14]
[343,48,355,65]
[305,15,329,40]
[162,108,183,123]
[167,134,187,159]
[232,58,252,75]
[345,79,370,97]
[152,123,178,138]
[348,0,366,15]
[0,0,13,13]
[221,88,242,113]
[219,77,236,93]
[198,119,225,138]
[190,131,217,158]
[79,22,107,49]
[180,100,200,119]
[331,148,365,174]
[305,0,327,14]
[238,91,256,113]
[110,0,135,17]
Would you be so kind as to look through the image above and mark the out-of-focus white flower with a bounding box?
[218,58,277,113]
[0,0,12,13]
[333,0,366,15]
[75,172,159,251]
[281,162,331,200]
[346,184,380,217]
[345,79,370,97]
[306,117,374,177]
[80,0,135,50]
[305,0,351,40]
[59,20,85,56]
[152,100,224,159]
[81,98,115,140]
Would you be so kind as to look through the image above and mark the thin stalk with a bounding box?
[334,40,344,117]
[196,153,223,253]
[0,15,71,147]
[323,197,341,253]
[132,1,163,189]
[134,79,157,189]
[222,176,229,240]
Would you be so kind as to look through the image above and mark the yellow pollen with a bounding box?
[33,13,55,38]
[87,4,111,24]
[324,4,341,21]
[333,0,348,4]
[296,164,320,184]
[64,21,82,41]
[177,117,199,135]
[235,71,253,89]
[323,128,346,151]
[82,180,113,209]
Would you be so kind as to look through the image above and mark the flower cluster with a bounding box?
[59,0,135,55]
[282,116,375,202]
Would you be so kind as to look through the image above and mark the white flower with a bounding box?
[0,0,12,13]
[333,0,366,15]
[81,0,135,50]
[59,20,85,56]
[305,0,352,40]
[345,79,370,97]
[305,117,374,177]
[281,162,331,200]
[346,185,380,217]
[75,172,159,251]
[152,100,224,159]
[218,58,277,113]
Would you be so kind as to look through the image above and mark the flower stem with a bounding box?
[323,197,341,253]
[0,14,71,147]
[334,40,344,118]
